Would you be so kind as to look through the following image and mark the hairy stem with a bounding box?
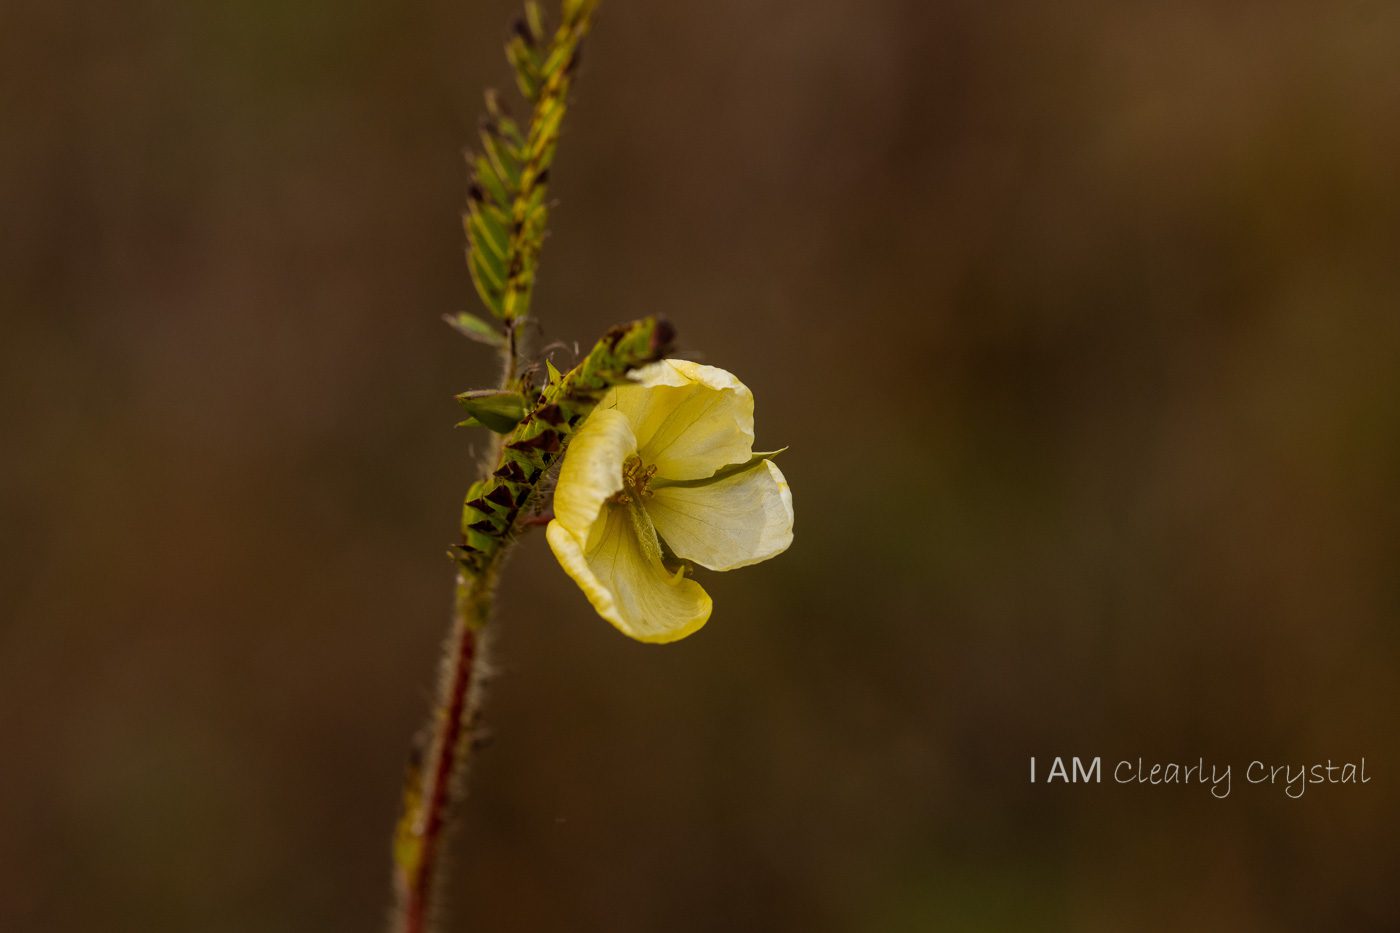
[391,566,497,933]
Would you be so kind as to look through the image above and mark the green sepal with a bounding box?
[443,312,505,347]
[455,389,529,433]
[463,528,497,552]
[651,448,788,490]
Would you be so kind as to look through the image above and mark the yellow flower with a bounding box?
[545,360,794,643]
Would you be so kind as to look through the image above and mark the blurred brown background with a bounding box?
[3,1,1399,930]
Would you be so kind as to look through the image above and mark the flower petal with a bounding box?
[647,460,794,572]
[547,507,713,643]
[551,408,636,537]
[605,360,754,481]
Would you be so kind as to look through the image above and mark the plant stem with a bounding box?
[391,567,498,933]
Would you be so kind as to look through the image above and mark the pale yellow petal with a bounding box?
[647,460,794,571]
[551,408,636,537]
[546,507,712,643]
[602,359,754,481]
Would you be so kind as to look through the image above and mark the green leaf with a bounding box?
[480,129,521,190]
[473,153,510,204]
[455,389,529,433]
[469,243,506,291]
[443,312,504,347]
[466,208,508,261]
[524,2,545,40]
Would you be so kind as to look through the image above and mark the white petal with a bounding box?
[546,507,712,643]
[647,460,794,572]
[551,408,636,537]
[604,360,754,481]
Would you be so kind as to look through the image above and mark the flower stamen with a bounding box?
[609,454,657,505]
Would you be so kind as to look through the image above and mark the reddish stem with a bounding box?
[392,573,493,933]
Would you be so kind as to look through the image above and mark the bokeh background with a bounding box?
[4,1,1399,930]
